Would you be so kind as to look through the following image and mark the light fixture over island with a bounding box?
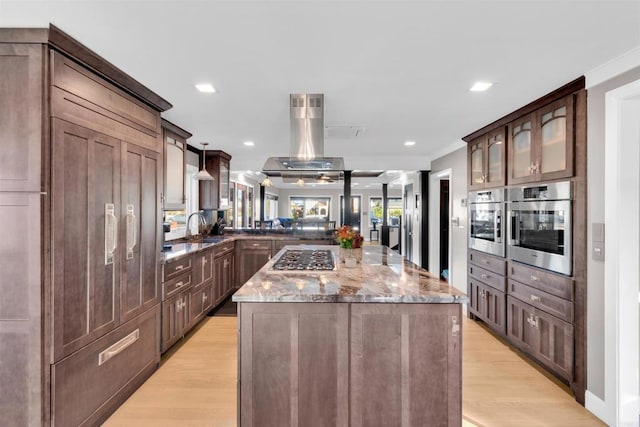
[233,245,467,426]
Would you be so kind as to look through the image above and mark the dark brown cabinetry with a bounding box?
[507,295,573,381]
[191,248,214,290]
[468,127,506,190]
[506,261,574,381]
[467,250,507,335]
[238,302,461,427]
[215,252,235,304]
[161,290,191,353]
[120,142,162,323]
[161,119,191,210]
[0,26,171,425]
[235,239,273,287]
[199,150,231,210]
[508,95,574,184]
[52,119,122,360]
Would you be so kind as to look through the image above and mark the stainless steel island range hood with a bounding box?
[262,94,345,173]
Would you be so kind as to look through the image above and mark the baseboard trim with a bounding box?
[585,390,610,425]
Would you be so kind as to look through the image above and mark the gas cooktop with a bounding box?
[271,249,336,271]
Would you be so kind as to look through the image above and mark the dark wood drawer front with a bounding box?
[163,256,192,281]
[52,306,160,427]
[509,280,573,323]
[469,250,507,275]
[273,239,300,251]
[508,262,573,301]
[469,265,506,292]
[163,272,192,301]
[214,242,235,258]
[238,239,272,251]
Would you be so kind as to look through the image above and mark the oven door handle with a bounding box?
[495,210,502,244]
[510,210,520,245]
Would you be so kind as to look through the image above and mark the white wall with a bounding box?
[585,64,640,407]
[428,147,467,294]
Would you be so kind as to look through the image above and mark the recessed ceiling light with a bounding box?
[243,141,255,147]
[195,83,216,93]
[404,141,416,146]
[470,81,493,92]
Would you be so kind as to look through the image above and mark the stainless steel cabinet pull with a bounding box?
[252,243,260,247]
[98,329,139,366]
[530,294,541,302]
[105,204,117,265]
[175,265,184,271]
[481,274,489,279]
[530,275,539,282]
[203,294,208,302]
[175,281,184,289]
[224,259,229,268]
[495,210,502,243]
[126,205,137,260]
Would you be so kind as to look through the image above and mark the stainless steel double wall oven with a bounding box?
[507,181,572,276]
[469,181,572,276]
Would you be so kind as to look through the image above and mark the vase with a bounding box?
[339,247,363,265]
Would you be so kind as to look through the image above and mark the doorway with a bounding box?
[404,184,414,261]
[600,79,640,426]
[439,179,450,281]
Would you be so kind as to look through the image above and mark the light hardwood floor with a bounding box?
[105,315,604,427]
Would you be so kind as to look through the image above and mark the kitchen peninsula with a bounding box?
[233,245,467,427]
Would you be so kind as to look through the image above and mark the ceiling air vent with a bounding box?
[325,125,366,139]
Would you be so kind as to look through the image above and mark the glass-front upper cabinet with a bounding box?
[536,96,574,181]
[468,138,485,190]
[508,114,534,184]
[162,119,192,210]
[199,150,232,211]
[468,127,505,190]
[508,95,574,184]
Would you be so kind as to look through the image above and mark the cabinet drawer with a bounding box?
[163,272,192,301]
[469,264,506,292]
[469,249,506,275]
[508,262,573,301]
[509,280,573,323]
[214,241,235,258]
[52,306,160,427]
[163,256,192,281]
[238,239,272,251]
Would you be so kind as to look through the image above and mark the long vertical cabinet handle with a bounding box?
[495,210,502,243]
[105,203,118,265]
[510,210,520,246]
[126,204,137,260]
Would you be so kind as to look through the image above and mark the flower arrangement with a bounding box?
[335,225,364,249]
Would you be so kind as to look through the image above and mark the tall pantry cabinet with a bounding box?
[0,26,172,426]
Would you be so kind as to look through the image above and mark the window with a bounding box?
[369,197,403,226]
[265,194,278,220]
[290,197,330,220]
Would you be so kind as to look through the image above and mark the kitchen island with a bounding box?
[233,245,467,427]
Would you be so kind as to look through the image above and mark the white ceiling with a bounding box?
[2,0,639,176]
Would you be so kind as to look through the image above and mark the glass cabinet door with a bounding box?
[165,135,185,209]
[537,96,573,180]
[219,159,230,209]
[485,129,505,187]
[469,139,485,189]
[509,116,534,183]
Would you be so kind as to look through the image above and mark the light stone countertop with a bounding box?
[161,233,335,263]
[232,245,468,304]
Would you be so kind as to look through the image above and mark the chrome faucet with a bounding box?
[185,211,207,240]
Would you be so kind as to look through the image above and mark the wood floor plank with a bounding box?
[105,315,604,427]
